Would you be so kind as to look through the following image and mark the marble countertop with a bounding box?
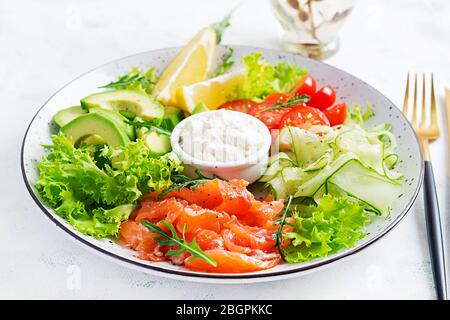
[2,0,450,299]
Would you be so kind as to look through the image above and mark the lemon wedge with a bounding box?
[153,27,216,106]
[177,70,246,113]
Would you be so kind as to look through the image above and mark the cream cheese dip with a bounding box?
[178,110,266,163]
[170,110,272,183]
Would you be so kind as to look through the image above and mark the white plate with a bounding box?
[21,45,423,283]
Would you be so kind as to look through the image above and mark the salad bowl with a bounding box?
[21,45,423,283]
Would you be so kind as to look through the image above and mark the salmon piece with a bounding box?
[135,233,165,262]
[221,229,252,254]
[135,198,185,224]
[119,220,165,262]
[161,179,223,209]
[213,179,254,215]
[237,200,284,228]
[195,230,225,251]
[122,180,284,273]
[175,204,230,235]
[158,179,254,216]
[223,218,277,252]
[119,220,148,249]
[184,249,280,273]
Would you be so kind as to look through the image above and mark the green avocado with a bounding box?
[137,128,171,157]
[61,113,130,148]
[89,108,135,140]
[53,106,87,127]
[78,134,107,147]
[81,90,164,121]
[160,106,185,131]
[191,103,209,115]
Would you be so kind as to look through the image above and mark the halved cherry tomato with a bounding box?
[307,85,336,110]
[218,99,258,113]
[324,103,347,126]
[290,74,317,99]
[247,93,292,129]
[280,106,330,129]
[263,93,290,104]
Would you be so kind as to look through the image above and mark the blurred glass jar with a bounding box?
[270,0,357,59]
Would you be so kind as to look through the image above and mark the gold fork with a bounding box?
[403,73,447,300]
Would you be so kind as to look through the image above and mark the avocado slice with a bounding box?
[54,106,87,127]
[137,128,171,156]
[191,103,209,115]
[78,134,107,147]
[89,108,135,140]
[160,106,185,131]
[81,90,164,121]
[61,113,130,148]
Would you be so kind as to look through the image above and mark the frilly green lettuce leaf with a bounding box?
[230,52,307,101]
[284,195,370,263]
[35,134,183,238]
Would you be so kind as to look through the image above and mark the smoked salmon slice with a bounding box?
[185,249,280,273]
[119,178,285,273]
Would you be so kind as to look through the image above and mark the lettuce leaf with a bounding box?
[283,195,370,263]
[347,102,373,125]
[231,52,307,101]
[35,134,182,238]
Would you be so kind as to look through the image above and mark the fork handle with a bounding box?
[423,161,447,300]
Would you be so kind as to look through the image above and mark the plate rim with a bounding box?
[21,44,424,281]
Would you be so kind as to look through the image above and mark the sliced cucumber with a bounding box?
[279,126,331,168]
[259,152,295,183]
[294,152,359,198]
[329,160,402,213]
[144,131,171,156]
[137,128,171,157]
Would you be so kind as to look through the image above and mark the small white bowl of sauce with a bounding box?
[170,110,272,183]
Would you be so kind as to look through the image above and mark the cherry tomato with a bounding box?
[263,93,290,104]
[247,93,292,129]
[218,99,258,113]
[307,85,336,110]
[280,106,330,129]
[324,103,347,126]
[290,74,317,99]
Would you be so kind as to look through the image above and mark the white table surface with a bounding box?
[2,0,450,299]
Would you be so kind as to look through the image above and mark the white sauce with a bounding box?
[178,110,267,163]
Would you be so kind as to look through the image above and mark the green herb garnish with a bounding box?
[100,67,158,95]
[273,195,293,261]
[260,95,310,113]
[213,48,234,77]
[158,168,217,199]
[211,13,232,44]
[141,220,217,267]
[125,117,171,136]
